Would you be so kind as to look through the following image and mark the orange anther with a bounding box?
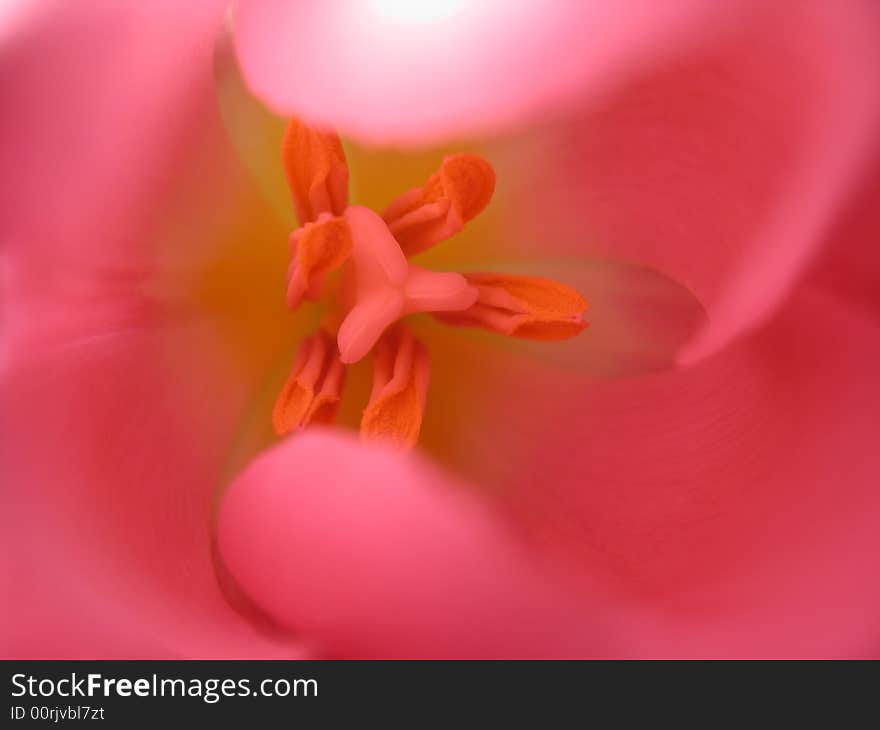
[383,153,495,256]
[286,214,352,308]
[437,273,588,340]
[272,331,346,436]
[360,327,430,449]
[282,117,349,225]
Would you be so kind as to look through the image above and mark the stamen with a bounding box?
[436,273,588,340]
[383,153,495,255]
[361,327,431,449]
[282,118,349,224]
[286,213,352,308]
[272,331,346,436]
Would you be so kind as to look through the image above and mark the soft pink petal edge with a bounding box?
[1,328,302,659]
[447,286,880,657]
[495,0,880,364]
[232,0,748,145]
[0,0,300,658]
[218,430,615,659]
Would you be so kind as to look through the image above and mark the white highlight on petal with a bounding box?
[367,0,467,25]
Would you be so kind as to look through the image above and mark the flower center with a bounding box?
[273,118,588,448]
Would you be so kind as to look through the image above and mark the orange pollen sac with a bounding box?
[272,331,346,436]
[286,213,352,309]
[382,153,495,256]
[360,327,430,449]
[282,119,348,224]
[435,273,589,340]
[273,116,588,450]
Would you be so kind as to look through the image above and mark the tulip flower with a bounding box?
[3,0,880,659]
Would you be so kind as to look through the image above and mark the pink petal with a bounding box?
[808,151,880,318]
[444,287,880,656]
[0,0,34,45]
[233,0,740,144]
[1,0,225,255]
[2,329,299,658]
[218,431,610,658]
[1,1,300,657]
[499,0,880,363]
[1,491,162,658]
